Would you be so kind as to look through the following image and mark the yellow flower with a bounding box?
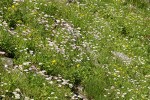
[17,20,22,23]
[76,64,80,68]
[12,5,15,9]
[52,60,56,65]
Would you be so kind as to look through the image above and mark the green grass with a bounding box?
[0,65,72,100]
[0,0,150,99]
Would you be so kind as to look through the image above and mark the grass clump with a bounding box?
[0,65,72,100]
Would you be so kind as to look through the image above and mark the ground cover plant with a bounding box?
[0,0,150,100]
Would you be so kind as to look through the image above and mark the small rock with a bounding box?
[111,51,132,65]
[0,51,6,56]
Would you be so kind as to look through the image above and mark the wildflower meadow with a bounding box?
[0,0,150,100]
